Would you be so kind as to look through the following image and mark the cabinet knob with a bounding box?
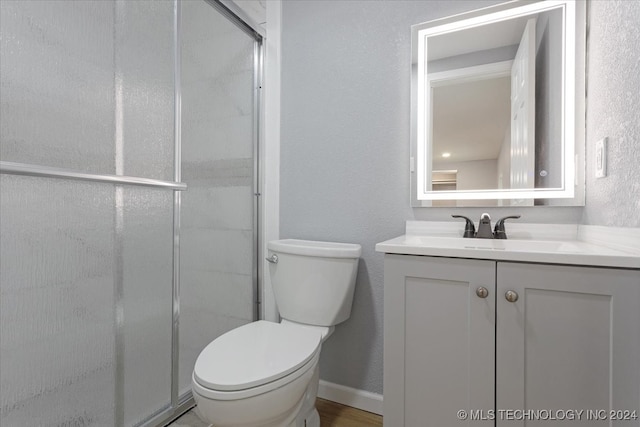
[505,290,519,303]
[476,286,489,298]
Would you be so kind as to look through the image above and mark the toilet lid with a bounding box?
[193,321,321,392]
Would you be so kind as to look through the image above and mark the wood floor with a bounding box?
[167,398,382,427]
[316,398,383,427]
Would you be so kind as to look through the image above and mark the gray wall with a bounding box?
[280,0,639,395]
[582,0,640,227]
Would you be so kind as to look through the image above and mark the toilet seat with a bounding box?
[192,351,319,401]
[193,321,321,400]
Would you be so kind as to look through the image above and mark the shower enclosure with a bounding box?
[0,1,262,425]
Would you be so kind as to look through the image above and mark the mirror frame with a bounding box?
[410,0,586,207]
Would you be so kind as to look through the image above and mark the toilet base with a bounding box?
[194,405,319,427]
[301,409,320,427]
[292,363,320,427]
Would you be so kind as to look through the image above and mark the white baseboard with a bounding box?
[317,380,383,416]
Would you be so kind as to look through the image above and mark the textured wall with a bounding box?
[582,0,640,227]
[279,0,639,396]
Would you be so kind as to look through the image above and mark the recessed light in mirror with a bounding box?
[442,152,451,158]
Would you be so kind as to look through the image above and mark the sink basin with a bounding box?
[403,236,588,253]
[461,239,585,253]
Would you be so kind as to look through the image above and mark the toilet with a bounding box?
[192,239,361,427]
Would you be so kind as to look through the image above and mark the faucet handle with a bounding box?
[451,215,476,238]
[493,215,521,239]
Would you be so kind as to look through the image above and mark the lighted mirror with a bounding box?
[411,0,586,207]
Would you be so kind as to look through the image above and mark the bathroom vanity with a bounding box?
[376,222,640,426]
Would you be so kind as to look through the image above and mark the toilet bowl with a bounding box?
[192,239,361,427]
[192,321,323,427]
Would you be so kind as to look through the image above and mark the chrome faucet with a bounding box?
[452,213,521,239]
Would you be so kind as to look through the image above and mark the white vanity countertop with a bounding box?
[375,222,640,269]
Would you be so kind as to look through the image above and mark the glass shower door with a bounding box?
[0,1,176,426]
[0,0,261,424]
[178,0,259,396]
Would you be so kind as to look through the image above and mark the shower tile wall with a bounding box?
[178,1,256,395]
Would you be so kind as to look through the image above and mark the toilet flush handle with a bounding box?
[265,254,278,264]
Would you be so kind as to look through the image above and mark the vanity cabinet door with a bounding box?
[384,254,496,427]
[496,263,640,426]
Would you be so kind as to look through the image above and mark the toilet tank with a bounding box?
[267,239,361,327]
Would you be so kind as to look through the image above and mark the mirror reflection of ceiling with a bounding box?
[427,14,537,166]
[432,76,510,163]
[428,14,533,61]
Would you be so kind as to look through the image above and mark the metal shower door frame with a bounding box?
[159,1,265,426]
